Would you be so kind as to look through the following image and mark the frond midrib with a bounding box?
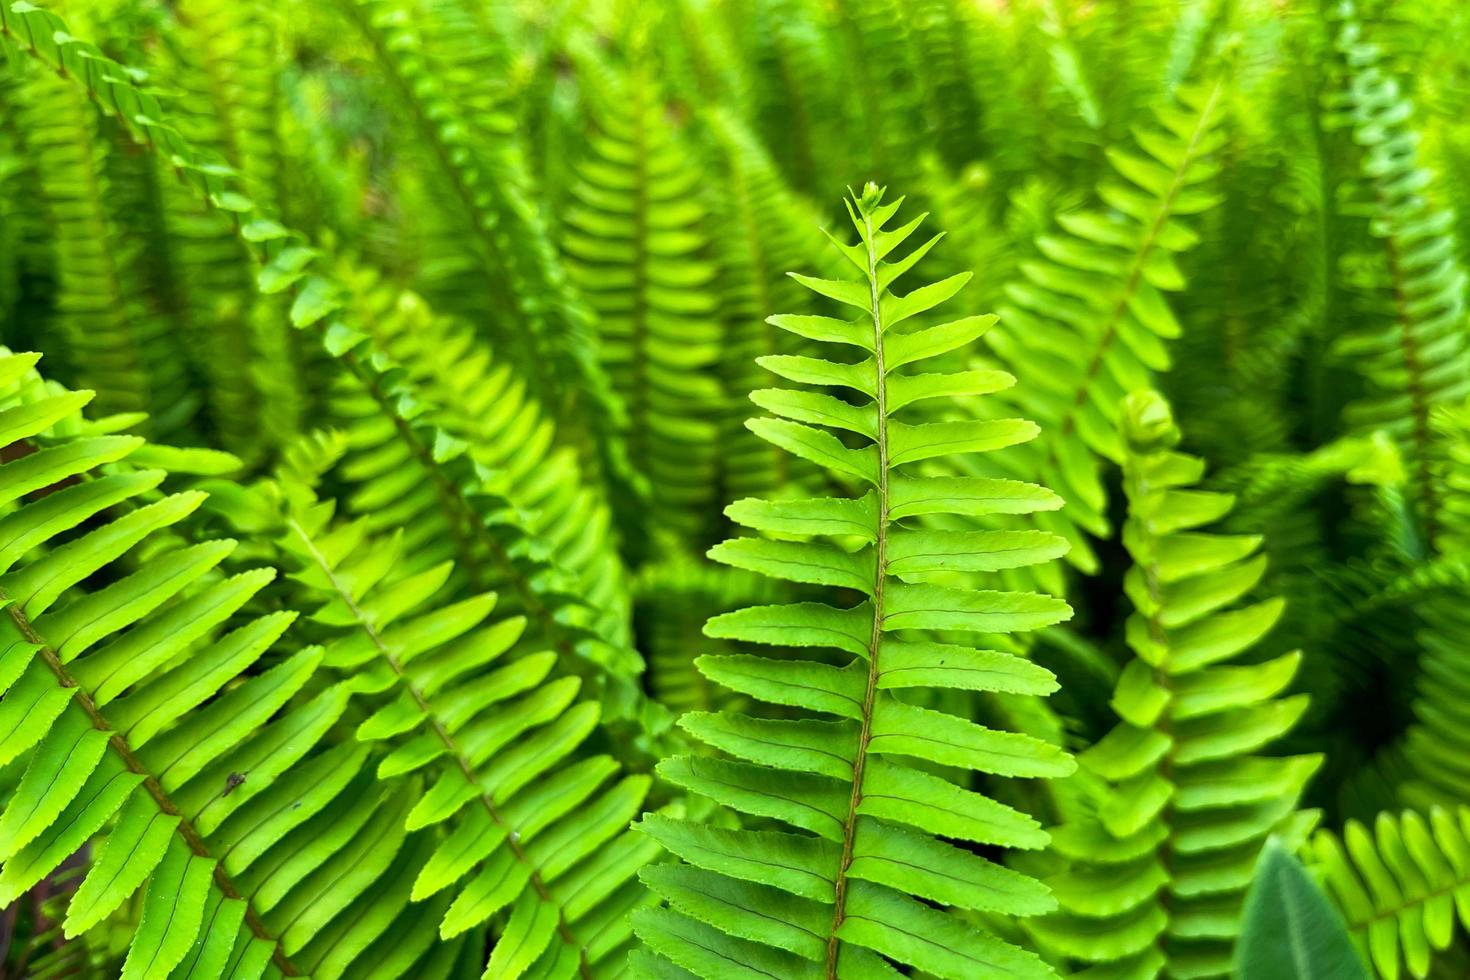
[823,198,890,979]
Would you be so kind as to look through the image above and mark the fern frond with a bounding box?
[830,0,926,190]
[12,71,195,438]
[173,0,286,211]
[1037,0,1105,137]
[1168,73,1316,467]
[635,557,779,715]
[0,94,30,332]
[332,0,633,496]
[0,3,662,727]
[563,61,724,548]
[1397,403,1470,808]
[0,349,445,980]
[334,262,635,657]
[1030,391,1320,979]
[906,0,986,169]
[260,455,660,977]
[0,8,683,781]
[1327,1,1470,548]
[654,0,753,114]
[727,0,843,193]
[167,0,305,455]
[983,77,1227,575]
[1311,806,1470,980]
[323,354,654,736]
[633,185,1075,979]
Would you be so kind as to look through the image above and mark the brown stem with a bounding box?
[823,204,890,978]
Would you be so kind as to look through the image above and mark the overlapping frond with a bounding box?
[321,281,652,738]
[1030,392,1319,979]
[1399,402,1470,807]
[0,3,656,739]
[163,0,304,457]
[1311,806,1470,980]
[11,70,194,437]
[726,0,843,193]
[0,349,447,980]
[634,558,778,716]
[633,185,1075,979]
[983,79,1227,575]
[332,0,637,512]
[332,263,634,659]
[257,452,660,978]
[704,109,836,504]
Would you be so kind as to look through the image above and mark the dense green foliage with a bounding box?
[3,0,1470,977]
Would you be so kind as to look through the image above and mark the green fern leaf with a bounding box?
[0,5,661,744]
[1311,806,1470,980]
[249,455,660,978]
[1029,391,1320,979]
[634,185,1074,979]
[156,0,306,459]
[563,60,725,548]
[705,108,840,504]
[1326,1,1470,548]
[332,0,641,520]
[0,349,455,979]
[984,79,1227,577]
[11,71,196,438]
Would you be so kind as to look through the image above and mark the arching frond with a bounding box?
[332,0,639,514]
[634,558,779,716]
[255,450,660,977]
[984,78,1227,576]
[164,0,305,457]
[332,262,635,661]
[1399,402,1470,808]
[11,71,195,438]
[0,349,447,980]
[323,349,654,739]
[0,4,657,741]
[1326,0,1470,548]
[703,109,836,504]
